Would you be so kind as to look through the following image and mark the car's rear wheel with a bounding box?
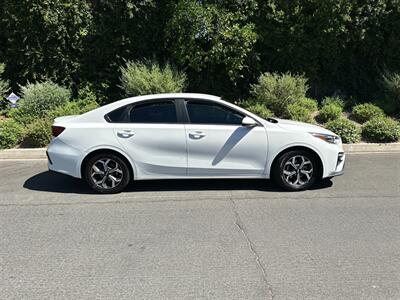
[84,153,130,194]
[272,150,318,191]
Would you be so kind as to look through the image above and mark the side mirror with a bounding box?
[242,116,257,127]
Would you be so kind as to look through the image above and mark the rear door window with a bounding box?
[129,100,177,123]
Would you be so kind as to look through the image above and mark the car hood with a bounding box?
[274,118,335,135]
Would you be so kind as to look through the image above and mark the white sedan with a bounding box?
[47,93,345,193]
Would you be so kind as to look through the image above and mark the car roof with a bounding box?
[103,93,222,111]
[119,93,221,104]
[73,93,223,123]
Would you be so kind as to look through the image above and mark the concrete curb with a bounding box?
[343,143,400,153]
[0,143,400,159]
[0,148,47,159]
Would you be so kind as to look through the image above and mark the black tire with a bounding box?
[84,153,131,194]
[272,150,318,191]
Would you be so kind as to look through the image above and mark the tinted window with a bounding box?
[129,101,177,123]
[186,101,244,125]
[106,106,128,123]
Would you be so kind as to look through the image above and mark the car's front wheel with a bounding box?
[272,150,318,191]
[84,153,131,194]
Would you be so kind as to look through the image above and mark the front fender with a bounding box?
[266,142,326,178]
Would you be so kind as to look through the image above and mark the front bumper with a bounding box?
[328,151,345,177]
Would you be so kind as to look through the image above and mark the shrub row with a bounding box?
[0,82,99,149]
[1,67,399,149]
[0,60,186,149]
[120,60,186,96]
[362,117,400,143]
[325,116,400,144]
[240,101,273,119]
[0,119,24,149]
[318,103,342,123]
[249,73,399,143]
[325,119,360,144]
[286,98,318,123]
[250,72,308,117]
[352,103,385,123]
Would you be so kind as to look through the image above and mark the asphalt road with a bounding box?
[0,153,399,299]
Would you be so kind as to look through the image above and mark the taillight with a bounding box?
[52,126,65,137]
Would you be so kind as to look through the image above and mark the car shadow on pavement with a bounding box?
[23,170,333,194]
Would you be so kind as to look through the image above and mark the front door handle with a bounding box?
[189,131,206,139]
[117,129,135,138]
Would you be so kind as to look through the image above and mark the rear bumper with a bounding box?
[47,139,82,178]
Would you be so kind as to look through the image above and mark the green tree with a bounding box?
[0,0,400,108]
[0,0,93,88]
[81,0,158,102]
[255,0,352,98]
[382,72,400,114]
[0,63,10,110]
[166,0,258,97]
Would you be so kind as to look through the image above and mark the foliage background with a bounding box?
[1,0,400,107]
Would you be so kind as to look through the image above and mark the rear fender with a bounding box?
[77,145,137,180]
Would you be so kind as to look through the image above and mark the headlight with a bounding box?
[310,132,341,144]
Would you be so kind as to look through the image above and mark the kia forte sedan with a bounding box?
[47,93,345,193]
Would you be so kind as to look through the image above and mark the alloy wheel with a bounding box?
[90,158,124,189]
[282,155,313,187]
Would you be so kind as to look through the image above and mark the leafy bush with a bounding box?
[76,83,98,105]
[325,118,361,143]
[242,102,273,119]
[250,72,308,117]
[0,64,10,110]
[7,107,36,125]
[352,103,385,123]
[296,97,318,112]
[120,60,186,96]
[9,91,84,126]
[18,81,70,118]
[0,119,24,149]
[362,117,400,143]
[22,119,53,148]
[321,96,345,109]
[48,98,98,121]
[286,103,314,123]
[382,72,400,114]
[318,103,342,123]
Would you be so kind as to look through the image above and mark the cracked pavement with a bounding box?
[0,153,399,299]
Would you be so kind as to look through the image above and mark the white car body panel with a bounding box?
[47,93,345,182]
[112,123,187,178]
[185,124,268,177]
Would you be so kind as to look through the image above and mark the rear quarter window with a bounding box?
[105,106,128,123]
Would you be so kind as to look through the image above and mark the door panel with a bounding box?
[109,99,187,179]
[114,124,187,178]
[185,124,268,176]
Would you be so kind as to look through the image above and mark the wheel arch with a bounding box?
[270,145,324,179]
[79,147,135,180]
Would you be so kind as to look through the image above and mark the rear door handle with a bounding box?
[189,131,206,139]
[117,129,135,138]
